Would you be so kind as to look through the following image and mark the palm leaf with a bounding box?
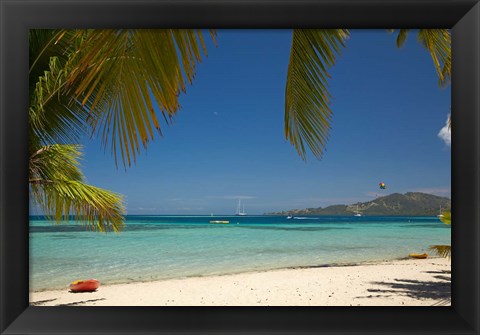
[29,144,83,182]
[29,53,89,146]
[417,29,451,86]
[393,29,411,48]
[29,30,90,147]
[439,210,451,225]
[29,143,125,232]
[389,29,450,86]
[429,245,451,259]
[30,179,125,232]
[55,29,215,167]
[285,29,349,160]
[429,209,451,259]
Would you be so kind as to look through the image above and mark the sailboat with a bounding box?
[437,206,444,218]
[235,199,247,216]
[354,204,362,217]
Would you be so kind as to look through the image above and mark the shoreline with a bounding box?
[30,257,451,306]
[31,256,412,293]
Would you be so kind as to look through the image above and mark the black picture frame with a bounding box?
[1,0,479,334]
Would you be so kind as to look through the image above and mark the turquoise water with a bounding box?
[30,215,451,291]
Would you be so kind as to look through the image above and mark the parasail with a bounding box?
[379,182,386,189]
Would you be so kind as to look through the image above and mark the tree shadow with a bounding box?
[365,277,451,301]
[30,298,57,306]
[56,298,106,306]
[433,275,451,281]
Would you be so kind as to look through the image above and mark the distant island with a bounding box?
[267,192,451,216]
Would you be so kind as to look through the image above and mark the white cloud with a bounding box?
[438,114,451,147]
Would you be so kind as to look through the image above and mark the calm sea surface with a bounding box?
[30,215,451,291]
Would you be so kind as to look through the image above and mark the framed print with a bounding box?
[1,0,479,334]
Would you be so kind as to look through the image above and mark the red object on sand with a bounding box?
[69,279,100,292]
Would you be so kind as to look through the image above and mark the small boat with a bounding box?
[437,206,444,218]
[354,204,362,217]
[235,200,247,216]
[70,279,100,292]
[210,220,229,224]
[286,216,292,219]
[409,253,428,259]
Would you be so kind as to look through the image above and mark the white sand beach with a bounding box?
[30,258,451,306]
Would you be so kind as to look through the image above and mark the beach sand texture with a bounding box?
[30,258,451,306]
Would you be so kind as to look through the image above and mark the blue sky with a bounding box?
[80,30,451,215]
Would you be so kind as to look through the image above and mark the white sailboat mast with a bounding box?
[236,199,246,215]
[236,200,241,214]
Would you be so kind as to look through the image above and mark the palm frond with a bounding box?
[388,29,451,86]
[53,29,215,168]
[440,210,451,225]
[285,29,349,160]
[429,245,451,259]
[29,30,74,78]
[29,143,125,232]
[417,29,451,86]
[29,54,89,146]
[429,209,451,259]
[30,179,125,232]
[30,29,220,231]
[392,29,411,48]
[29,144,83,182]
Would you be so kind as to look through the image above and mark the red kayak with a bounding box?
[69,279,100,292]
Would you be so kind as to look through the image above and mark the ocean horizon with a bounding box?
[30,215,451,291]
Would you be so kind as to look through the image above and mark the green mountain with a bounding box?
[268,192,451,216]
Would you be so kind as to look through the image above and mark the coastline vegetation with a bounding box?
[429,210,452,258]
[268,192,451,216]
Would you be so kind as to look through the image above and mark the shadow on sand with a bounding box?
[56,298,106,306]
[364,272,451,303]
[30,298,57,306]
